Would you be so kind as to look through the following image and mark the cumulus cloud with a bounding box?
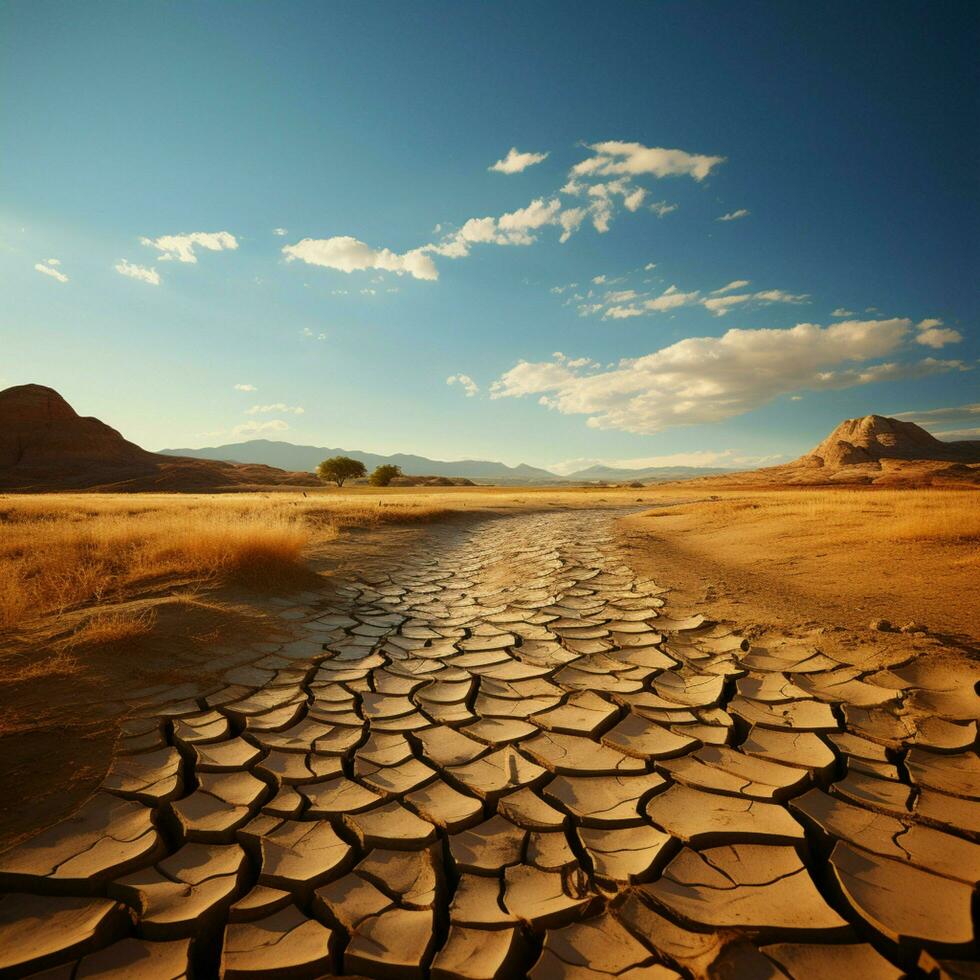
[913,317,962,349]
[916,327,963,349]
[272,228,287,236]
[427,198,565,258]
[233,383,257,392]
[140,231,238,263]
[489,318,966,434]
[446,374,479,397]
[570,141,725,182]
[246,403,305,415]
[289,139,723,281]
[832,308,854,317]
[489,147,549,174]
[114,259,160,285]
[283,236,438,281]
[232,419,290,437]
[34,259,68,283]
[718,209,750,222]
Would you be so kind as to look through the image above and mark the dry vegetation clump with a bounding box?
[0,491,490,631]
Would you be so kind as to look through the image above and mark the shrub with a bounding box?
[317,456,367,487]
[369,464,402,487]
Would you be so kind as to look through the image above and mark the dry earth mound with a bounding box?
[0,384,319,492]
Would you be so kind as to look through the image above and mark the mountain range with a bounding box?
[158,440,733,483]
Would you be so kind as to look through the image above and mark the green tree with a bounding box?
[369,464,402,487]
[316,456,367,487]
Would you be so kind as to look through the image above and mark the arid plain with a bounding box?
[0,478,977,978]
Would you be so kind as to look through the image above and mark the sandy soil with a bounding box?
[618,492,979,652]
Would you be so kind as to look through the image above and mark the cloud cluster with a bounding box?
[569,141,725,182]
[914,317,962,349]
[141,231,238,263]
[115,259,160,285]
[283,237,437,281]
[283,140,721,280]
[446,374,479,397]
[568,271,809,321]
[489,318,967,434]
[490,147,549,174]
[34,258,68,283]
[894,402,980,438]
[717,209,750,222]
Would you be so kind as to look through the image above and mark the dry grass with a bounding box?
[0,485,656,632]
[646,488,980,543]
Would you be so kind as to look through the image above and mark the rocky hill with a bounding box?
[0,384,320,492]
[678,414,980,488]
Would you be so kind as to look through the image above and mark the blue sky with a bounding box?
[2,1,977,471]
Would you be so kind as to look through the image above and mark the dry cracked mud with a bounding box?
[0,509,977,978]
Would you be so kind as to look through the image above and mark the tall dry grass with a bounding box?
[0,486,645,631]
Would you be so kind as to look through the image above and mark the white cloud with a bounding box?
[140,231,238,263]
[232,419,290,437]
[34,260,69,283]
[284,236,438,281]
[644,262,657,271]
[650,201,678,217]
[570,141,725,182]
[489,318,967,434]
[916,327,963,349]
[912,317,962,349]
[712,280,750,295]
[233,383,257,392]
[643,284,700,312]
[703,293,752,316]
[246,403,305,415]
[718,209,750,222]
[446,374,479,397]
[754,289,809,304]
[894,403,980,437]
[300,327,327,341]
[489,147,549,174]
[273,228,287,236]
[114,259,160,285]
[832,308,854,317]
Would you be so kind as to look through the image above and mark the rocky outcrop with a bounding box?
[801,415,977,469]
[0,384,319,492]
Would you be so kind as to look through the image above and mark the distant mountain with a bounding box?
[0,384,319,492]
[564,463,733,481]
[159,439,559,482]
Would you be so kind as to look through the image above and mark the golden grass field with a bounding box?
[0,486,651,634]
[2,485,976,638]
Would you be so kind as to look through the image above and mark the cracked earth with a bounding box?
[0,509,977,978]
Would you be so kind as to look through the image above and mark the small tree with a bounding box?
[369,464,402,487]
[317,455,367,487]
